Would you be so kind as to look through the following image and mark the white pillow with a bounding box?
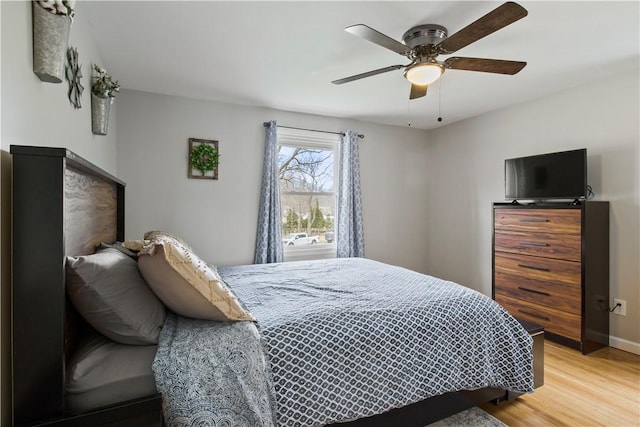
[136,233,255,322]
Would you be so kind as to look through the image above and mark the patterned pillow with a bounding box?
[66,248,166,345]
[137,234,255,322]
[143,230,194,251]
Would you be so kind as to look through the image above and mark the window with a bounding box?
[277,128,339,259]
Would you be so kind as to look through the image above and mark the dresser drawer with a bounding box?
[494,230,581,262]
[494,269,581,314]
[494,252,581,288]
[496,295,581,341]
[495,209,581,235]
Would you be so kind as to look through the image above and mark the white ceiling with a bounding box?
[82,1,640,130]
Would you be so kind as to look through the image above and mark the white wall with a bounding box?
[1,1,118,423]
[1,1,118,170]
[427,67,640,351]
[116,90,431,272]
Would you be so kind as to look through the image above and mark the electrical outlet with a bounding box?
[613,298,627,316]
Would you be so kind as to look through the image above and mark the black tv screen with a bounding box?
[505,149,587,200]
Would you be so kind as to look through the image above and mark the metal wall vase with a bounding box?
[91,94,111,135]
[32,2,71,83]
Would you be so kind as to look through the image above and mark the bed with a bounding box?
[10,145,535,427]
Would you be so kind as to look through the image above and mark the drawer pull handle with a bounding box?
[518,264,551,272]
[518,218,549,223]
[519,241,549,247]
[518,310,550,322]
[518,287,551,296]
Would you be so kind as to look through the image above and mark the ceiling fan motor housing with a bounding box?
[402,24,448,49]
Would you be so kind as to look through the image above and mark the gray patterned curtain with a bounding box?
[254,121,284,264]
[336,130,364,258]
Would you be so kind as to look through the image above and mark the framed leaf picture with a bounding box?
[188,138,219,180]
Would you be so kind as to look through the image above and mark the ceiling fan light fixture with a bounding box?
[404,62,444,85]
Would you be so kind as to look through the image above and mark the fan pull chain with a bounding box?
[437,77,443,123]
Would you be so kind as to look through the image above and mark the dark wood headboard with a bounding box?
[11,146,124,425]
[11,146,162,426]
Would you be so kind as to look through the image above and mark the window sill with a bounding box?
[283,244,336,262]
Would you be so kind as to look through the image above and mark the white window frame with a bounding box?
[277,127,340,261]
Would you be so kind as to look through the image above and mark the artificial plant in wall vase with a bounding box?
[32,0,75,83]
[91,65,119,135]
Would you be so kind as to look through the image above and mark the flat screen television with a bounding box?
[505,148,587,201]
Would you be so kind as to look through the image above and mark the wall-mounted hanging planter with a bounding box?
[91,94,111,135]
[32,1,73,83]
[91,65,119,135]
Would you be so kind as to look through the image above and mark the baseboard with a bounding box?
[609,335,640,355]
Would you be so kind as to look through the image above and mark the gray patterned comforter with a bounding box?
[154,258,533,427]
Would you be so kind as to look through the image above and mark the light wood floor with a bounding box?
[480,340,640,426]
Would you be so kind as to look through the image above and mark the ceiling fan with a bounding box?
[332,2,528,100]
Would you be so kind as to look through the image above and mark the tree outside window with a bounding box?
[278,144,336,248]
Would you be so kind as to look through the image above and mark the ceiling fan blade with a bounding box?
[345,24,409,55]
[444,57,526,74]
[437,2,528,54]
[409,84,428,99]
[332,64,405,85]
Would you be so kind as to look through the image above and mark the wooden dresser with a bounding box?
[492,202,609,354]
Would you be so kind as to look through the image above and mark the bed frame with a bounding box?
[11,146,162,426]
[11,145,515,426]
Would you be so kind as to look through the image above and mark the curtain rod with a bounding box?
[263,122,364,139]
